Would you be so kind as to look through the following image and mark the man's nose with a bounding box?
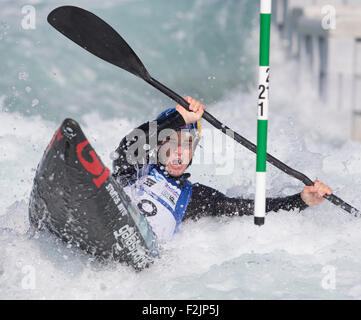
[176,145,183,154]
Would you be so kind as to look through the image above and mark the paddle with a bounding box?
[47,5,359,216]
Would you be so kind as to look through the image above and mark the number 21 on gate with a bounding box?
[258,67,269,118]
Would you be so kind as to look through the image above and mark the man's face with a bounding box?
[158,131,193,177]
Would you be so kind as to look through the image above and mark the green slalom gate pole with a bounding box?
[254,0,271,226]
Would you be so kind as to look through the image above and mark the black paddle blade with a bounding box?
[47,5,150,80]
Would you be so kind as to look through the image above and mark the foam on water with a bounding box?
[1,0,361,300]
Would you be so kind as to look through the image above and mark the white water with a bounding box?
[1,2,361,300]
[1,85,361,299]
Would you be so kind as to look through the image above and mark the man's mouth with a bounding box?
[168,159,184,170]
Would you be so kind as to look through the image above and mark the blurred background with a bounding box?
[273,0,361,141]
[1,0,361,139]
[0,0,258,122]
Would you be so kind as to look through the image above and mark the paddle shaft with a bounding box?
[147,77,359,216]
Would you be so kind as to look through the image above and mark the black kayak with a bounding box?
[28,118,159,270]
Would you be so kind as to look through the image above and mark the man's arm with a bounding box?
[183,183,308,221]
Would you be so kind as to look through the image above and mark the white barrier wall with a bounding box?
[272,0,361,141]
